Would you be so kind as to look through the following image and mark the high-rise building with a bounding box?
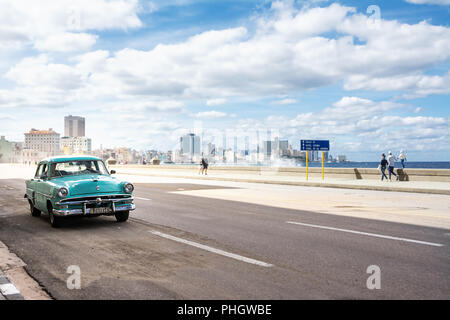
[64,115,85,137]
[24,128,60,156]
[279,140,289,156]
[263,141,272,158]
[180,133,200,156]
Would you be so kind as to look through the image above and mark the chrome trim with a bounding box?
[56,197,134,206]
[58,194,132,202]
[53,203,135,217]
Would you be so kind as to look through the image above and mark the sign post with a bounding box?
[306,151,309,181]
[301,140,330,181]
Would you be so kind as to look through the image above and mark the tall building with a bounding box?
[180,133,200,156]
[24,128,60,157]
[64,115,85,137]
[263,141,272,158]
[279,140,289,156]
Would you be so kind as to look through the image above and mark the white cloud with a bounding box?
[206,98,227,106]
[0,0,142,50]
[55,3,449,101]
[34,33,98,52]
[195,111,227,119]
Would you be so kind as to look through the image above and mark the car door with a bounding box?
[27,164,41,205]
[34,162,48,211]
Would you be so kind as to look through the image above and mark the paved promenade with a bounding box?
[110,165,450,195]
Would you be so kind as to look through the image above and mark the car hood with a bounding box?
[51,175,124,196]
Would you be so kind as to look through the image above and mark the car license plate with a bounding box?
[91,207,112,214]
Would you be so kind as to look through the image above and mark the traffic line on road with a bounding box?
[286,221,444,247]
[150,231,273,267]
[0,276,25,300]
[135,197,152,201]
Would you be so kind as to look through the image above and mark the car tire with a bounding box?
[48,204,61,228]
[29,200,41,217]
[115,211,129,222]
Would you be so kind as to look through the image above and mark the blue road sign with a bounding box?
[300,140,330,151]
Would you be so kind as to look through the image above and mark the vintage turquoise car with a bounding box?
[24,156,135,227]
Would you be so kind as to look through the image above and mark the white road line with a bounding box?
[150,231,273,267]
[286,221,444,247]
[135,197,152,201]
[0,283,20,296]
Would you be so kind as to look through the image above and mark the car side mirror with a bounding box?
[110,170,116,174]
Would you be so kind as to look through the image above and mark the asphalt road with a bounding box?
[0,178,449,299]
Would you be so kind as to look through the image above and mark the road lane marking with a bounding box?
[135,197,152,201]
[150,231,273,267]
[0,283,20,295]
[286,221,444,247]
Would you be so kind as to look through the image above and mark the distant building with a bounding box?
[64,115,85,137]
[180,133,200,157]
[24,128,60,157]
[0,136,22,163]
[278,140,289,156]
[262,141,272,158]
[61,136,92,155]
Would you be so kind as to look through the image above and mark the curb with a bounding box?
[119,172,450,195]
[0,275,25,300]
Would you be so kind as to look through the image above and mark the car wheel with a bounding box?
[115,211,129,222]
[29,200,41,217]
[48,204,61,228]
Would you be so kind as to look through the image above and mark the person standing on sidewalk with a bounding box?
[399,150,407,168]
[380,154,389,181]
[388,151,399,181]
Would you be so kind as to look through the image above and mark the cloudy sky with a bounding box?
[0,0,449,161]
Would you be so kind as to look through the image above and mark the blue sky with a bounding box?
[0,0,449,161]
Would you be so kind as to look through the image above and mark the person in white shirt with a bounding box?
[387,151,399,181]
[398,150,407,168]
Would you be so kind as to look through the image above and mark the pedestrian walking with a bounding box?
[387,151,399,181]
[398,150,407,168]
[379,153,388,181]
[201,157,208,175]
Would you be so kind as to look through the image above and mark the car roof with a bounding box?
[41,155,102,163]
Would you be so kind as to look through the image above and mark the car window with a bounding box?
[50,160,109,178]
[35,163,46,178]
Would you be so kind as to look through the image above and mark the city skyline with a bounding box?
[0,0,449,161]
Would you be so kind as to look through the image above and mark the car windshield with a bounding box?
[49,160,109,178]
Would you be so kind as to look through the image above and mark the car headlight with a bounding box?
[124,183,134,193]
[57,187,69,198]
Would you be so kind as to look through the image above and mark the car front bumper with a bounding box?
[53,203,135,217]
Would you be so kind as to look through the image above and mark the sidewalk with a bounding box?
[0,241,51,300]
[114,167,450,195]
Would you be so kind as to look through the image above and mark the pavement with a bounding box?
[110,166,450,195]
[0,172,449,299]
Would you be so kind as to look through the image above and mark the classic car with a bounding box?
[24,155,135,227]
